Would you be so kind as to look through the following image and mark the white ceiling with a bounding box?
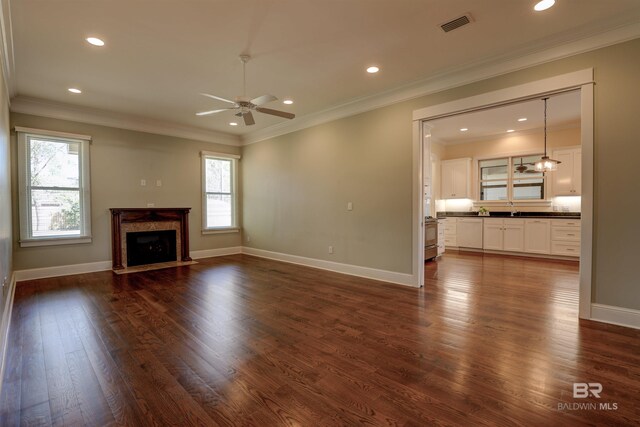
[9,0,640,138]
[428,90,581,144]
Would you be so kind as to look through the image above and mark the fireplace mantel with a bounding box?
[110,207,192,270]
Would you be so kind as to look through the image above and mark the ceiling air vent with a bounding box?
[440,14,473,33]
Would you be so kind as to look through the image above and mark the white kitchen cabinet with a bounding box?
[483,218,525,252]
[552,147,581,196]
[443,217,457,247]
[457,218,483,249]
[437,219,446,255]
[441,158,471,199]
[551,219,580,257]
[503,220,525,252]
[524,219,551,254]
[483,219,504,250]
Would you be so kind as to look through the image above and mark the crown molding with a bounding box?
[0,0,15,101]
[10,96,241,146]
[241,21,640,146]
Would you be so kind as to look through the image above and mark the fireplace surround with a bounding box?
[110,207,192,271]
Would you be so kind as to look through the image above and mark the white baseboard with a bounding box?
[12,246,244,282]
[11,245,417,288]
[241,247,418,287]
[14,260,112,281]
[0,272,17,399]
[590,303,640,330]
[190,246,242,259]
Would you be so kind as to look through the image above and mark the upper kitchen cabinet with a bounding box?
[552,147,581,196]
[441,158,471,199]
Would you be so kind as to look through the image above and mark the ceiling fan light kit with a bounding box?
[534,97,561,172]
[196,55,295,126]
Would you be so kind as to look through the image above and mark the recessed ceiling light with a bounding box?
[68,88,82,94]
[86,37,105,47]
[518,117,528,122]
[460,128,468,132]
[366,66,380,74]
[229,122,238,126]
[507,129,515,133]
[534,0,555,11]
[283,99,293,105]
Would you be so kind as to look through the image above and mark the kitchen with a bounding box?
[423,91,582,262]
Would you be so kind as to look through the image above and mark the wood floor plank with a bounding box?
[2,252,640,426]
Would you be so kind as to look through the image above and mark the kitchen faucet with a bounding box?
[508,201,518,216]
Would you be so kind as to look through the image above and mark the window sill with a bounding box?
[202,228,240,235]
[19,236,92,248]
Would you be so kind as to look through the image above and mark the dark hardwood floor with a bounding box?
[1,252,639,426]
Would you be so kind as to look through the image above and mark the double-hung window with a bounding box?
[479,154,545,202]
[202,151,240,232]
[16,128,92,247]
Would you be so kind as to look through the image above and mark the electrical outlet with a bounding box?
[347,202,353,211]
[246,235,251,242]
[147,203,155,207]
[328,245,334,254]
[140,179,146,186]
[156,180,162,187]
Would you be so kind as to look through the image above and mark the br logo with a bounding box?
[573,383,602,398]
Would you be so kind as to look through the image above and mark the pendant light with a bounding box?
[534,97,561,172]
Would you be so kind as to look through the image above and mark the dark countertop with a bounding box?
[435,211,581,219]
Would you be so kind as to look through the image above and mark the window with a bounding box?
[17,127,91,247]
[202,151,240,232]
[479,154,545,202]
[479,158,508,201]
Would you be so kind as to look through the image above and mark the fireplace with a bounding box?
[126,230,177,267]
[110,208,192,271]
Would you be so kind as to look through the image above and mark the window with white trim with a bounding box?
[17,128,92,247]
[479,154,545,201]
[202,151,239,231]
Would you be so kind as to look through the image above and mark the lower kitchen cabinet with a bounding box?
[456,218,483,249]
[442,216,578,259]
[484,218,525,252]
[524,219,551,254]
[551,219,580,257]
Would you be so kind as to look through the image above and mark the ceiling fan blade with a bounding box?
[255,107,295,119]
[196,108,233,116]
[200,93,237,105]
[250,94,277,106]
[243,111,256,126]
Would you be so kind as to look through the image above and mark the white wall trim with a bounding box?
[242,23,640,145]
[190,247,242,259]
[591,304,640,330]
[0,272,17,400]
[10,96,242,147]
[242,247,417,287]
[14,260,112,281]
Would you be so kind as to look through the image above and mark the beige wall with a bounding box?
[10,113,242,270]
[242,104,414,273]
[440,127,580,160]
[242,38,640,310]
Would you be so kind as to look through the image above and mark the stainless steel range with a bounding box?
[424,217,438,261]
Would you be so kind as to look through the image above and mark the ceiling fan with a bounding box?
[196,55,295,126]
[515,158,539,174]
